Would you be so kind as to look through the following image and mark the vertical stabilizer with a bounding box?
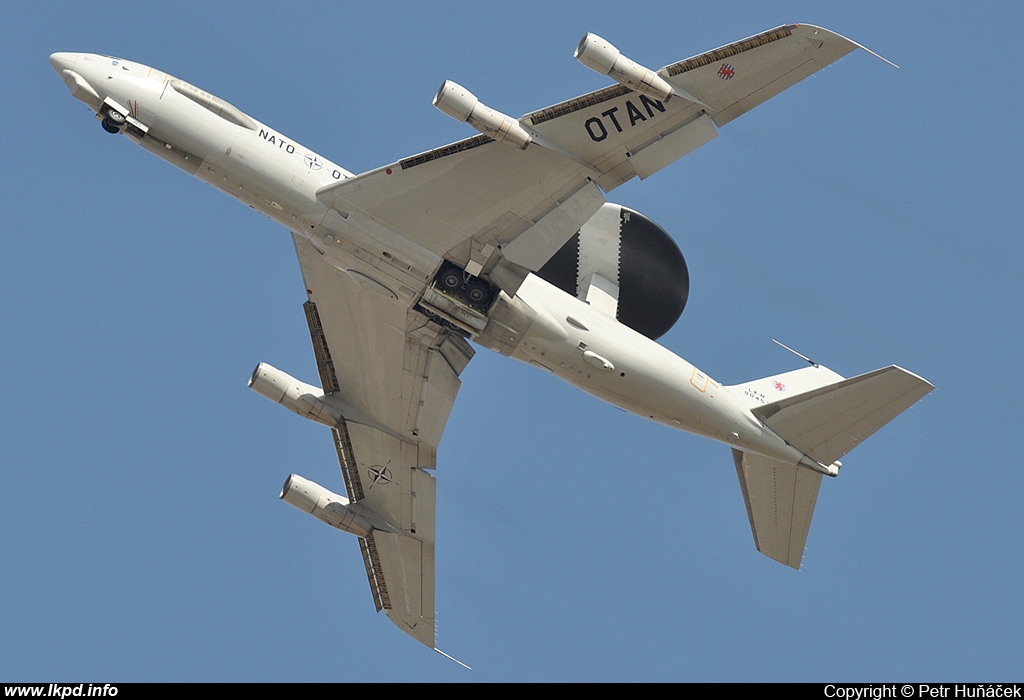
[727,364,844,411]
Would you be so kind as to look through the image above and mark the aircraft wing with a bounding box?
[292,233,474,648]
[316,25,864,290]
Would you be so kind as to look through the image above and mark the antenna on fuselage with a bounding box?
[772,339,819,368]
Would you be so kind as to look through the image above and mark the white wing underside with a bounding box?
[316,25,861,290]
[291,234,473,648]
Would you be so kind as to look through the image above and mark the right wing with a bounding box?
[317,25,866,290]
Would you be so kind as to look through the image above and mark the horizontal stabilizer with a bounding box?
[733,448,822,569]
[753,365,933,467]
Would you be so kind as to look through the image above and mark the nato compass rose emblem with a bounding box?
[304,153,323,173]
[718,63,736,80]
[367,462,394,489]
[773,380,787,392]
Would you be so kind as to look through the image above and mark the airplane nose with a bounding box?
[49,52,77,75]
[50,53,103,108]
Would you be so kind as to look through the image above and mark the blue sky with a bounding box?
[3,1,1021,682]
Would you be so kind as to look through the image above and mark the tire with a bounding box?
[106,110,126,125]
[440,269,462,291]
[101,118,121,134]
[466,279,489,305]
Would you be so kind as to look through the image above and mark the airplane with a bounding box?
[50,24,933,654]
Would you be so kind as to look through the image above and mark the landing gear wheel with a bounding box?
[101,109,126,134]
[439,269,462,292]
[465,279,490,306]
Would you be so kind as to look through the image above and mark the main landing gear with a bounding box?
[435,263,494,310]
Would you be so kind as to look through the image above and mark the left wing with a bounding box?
[294,233,474,647]
[317,25,866,293]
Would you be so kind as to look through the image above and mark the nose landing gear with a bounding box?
[96,98,149,139]
[101,109,126,134]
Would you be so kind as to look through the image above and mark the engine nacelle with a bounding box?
[248,362,342,429]
[280,474,373,537]
[574,33,674,102]
[433,80,532,150]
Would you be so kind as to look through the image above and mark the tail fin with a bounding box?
[727,364,845,411]
[731,365,933,569]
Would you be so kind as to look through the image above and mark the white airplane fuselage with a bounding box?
[50,52,826,476]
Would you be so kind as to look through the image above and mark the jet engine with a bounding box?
[537,203,689,340]
[247,362,343,428]
[280,474,373,537]
[574,33,675,102]
[433,80,533,149]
